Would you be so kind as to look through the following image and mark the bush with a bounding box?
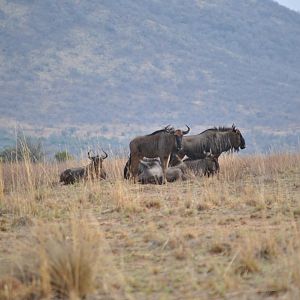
[54,151,73,162]
[0,136,44,163]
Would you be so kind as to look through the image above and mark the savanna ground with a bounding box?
[0,152,300,299]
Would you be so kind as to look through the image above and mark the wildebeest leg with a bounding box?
[130,156,140,183]
[161,155,170,184]
[123,160,130,179]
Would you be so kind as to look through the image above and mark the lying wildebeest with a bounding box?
[170,151,219,177]
[178,124,245,160]
[128,125,190,183]
[166,165,188,182]
[138,157,163,184]
[137,157,187,184]
[59,150,108,185]
[183,153,219,177]
[137,152,219,184]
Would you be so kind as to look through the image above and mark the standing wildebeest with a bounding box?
[128,125,190,183]
[60,150,108,185]
[178,124,245,160]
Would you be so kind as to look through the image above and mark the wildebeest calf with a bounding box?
[60,150,108,185]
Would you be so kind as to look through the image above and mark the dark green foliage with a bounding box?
[0,136,44,163]
[54,151,73,162]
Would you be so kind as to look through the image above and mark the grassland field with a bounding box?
[0,152,299,300]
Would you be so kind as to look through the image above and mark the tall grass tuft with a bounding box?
[3,217,124,299]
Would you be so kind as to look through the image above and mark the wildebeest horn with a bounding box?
[88,151,92,159]
[101,148,108,160]
[183,125,190,135]
[232,123,236,131]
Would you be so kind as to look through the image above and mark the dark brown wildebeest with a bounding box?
[128,125,190,183]
[59,150,108,185]
[178,124,245,160]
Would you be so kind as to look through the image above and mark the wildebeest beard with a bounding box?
[240,134,246,149]
[175,135,182,151]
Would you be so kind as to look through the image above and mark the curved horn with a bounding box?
[88,151,92,159]
[183,125,190,135]
[101,148,108,160]
[232,123,236,131]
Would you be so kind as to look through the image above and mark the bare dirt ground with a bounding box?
[0,153,299,299]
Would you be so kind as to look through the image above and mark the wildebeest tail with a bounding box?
[123,154,131,179]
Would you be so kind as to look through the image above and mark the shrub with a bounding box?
[0,136,44,163]
[54,151,73,162]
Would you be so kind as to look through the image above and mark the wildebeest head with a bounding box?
[231,124,246,151]
[88,149,108,168]
[168,125,190,151]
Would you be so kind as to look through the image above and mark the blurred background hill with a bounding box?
[1,0,299,156]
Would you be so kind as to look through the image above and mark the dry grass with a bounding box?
[0,152,299,299]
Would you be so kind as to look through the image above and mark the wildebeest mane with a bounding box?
[198,126,233,135]
[147,126,174,136]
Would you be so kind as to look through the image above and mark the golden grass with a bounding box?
[0,152,299,299]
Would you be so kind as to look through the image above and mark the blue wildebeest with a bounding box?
[138,157,163,184]
[136,153,218,184]
[178,124,245,160]
[128,125,190,183]
[170,152,219,177]
[183,153,219,177]
[59,150,108,185]
[137,157,187,184]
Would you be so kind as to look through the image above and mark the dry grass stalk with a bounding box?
[1,217,129,299]
[0,152,299,299]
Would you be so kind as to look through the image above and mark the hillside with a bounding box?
[1,0,300,153]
